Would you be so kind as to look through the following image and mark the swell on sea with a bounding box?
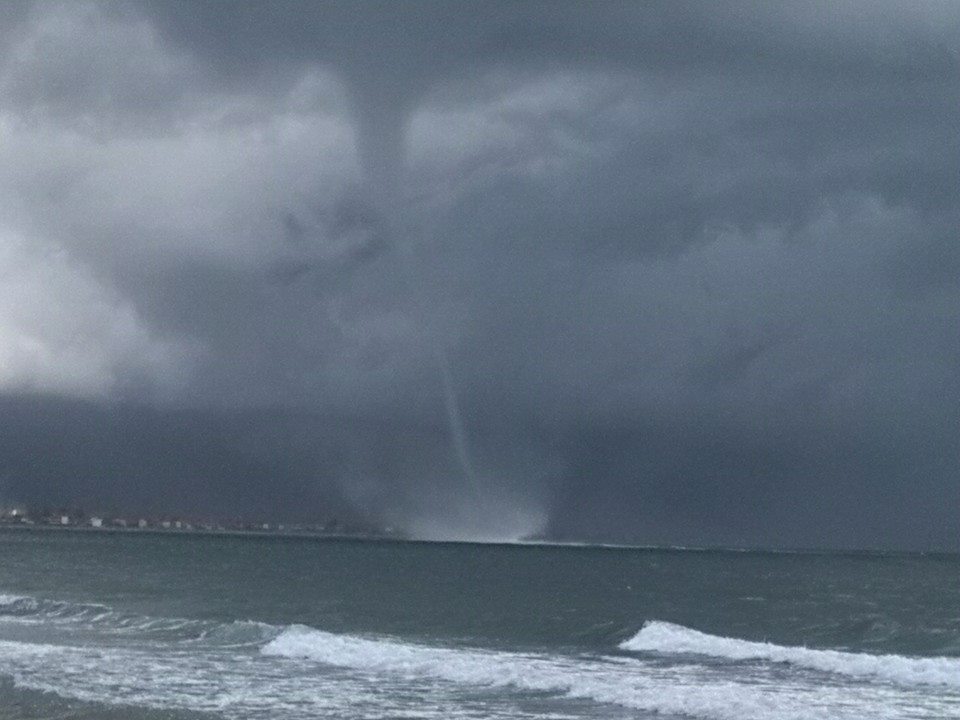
[1,592,958,720]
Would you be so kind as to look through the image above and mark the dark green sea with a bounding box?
[0,528,957,719]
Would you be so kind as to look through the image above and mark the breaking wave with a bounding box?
[1,592,958,720]
[620,620,960,688]
[260,625,956,720]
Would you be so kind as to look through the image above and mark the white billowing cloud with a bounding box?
[0,231,193,397]
[1,1,196,127]
[0,100,357,274]
[0,3,360,405]
[0,1,357,271]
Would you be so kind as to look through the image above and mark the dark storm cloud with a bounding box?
[0,1,958,548]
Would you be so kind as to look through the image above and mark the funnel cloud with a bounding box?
[0,1,958,549]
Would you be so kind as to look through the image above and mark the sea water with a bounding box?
[0,528,957,719]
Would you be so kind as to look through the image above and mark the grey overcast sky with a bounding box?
[0,1,958,548]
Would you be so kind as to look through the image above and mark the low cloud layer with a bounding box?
[0,1,958,548]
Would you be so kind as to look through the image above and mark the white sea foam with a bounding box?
[0,594,39,611]
[2,590,958,720]
[0,594,30,604]
[620,621,960,688]
[0,591,214,639]
[0,593,111,620]
[261,625,959,720]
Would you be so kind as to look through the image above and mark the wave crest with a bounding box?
[620,621,960,687]
[260,624,957,719]
[1,591,955,720]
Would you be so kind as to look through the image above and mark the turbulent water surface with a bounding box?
[0,529,957,719]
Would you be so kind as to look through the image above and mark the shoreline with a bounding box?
[0,523,956,559]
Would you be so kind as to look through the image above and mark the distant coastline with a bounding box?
[0,520,402,543]
[1,522,955,559]
[0,505,397,541]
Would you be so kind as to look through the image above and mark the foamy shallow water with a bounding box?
[0,530,958,720]
[1,605,958,720]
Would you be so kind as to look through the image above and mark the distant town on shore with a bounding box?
[0,504,399,538]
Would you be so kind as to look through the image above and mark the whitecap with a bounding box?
[620,620,960,687]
